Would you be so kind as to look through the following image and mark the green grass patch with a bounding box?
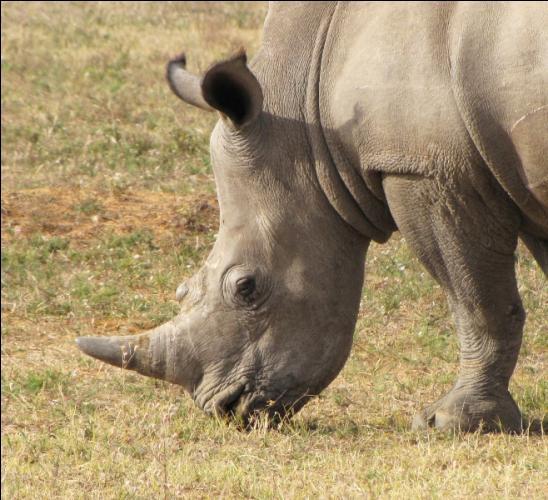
[2,369,70,398]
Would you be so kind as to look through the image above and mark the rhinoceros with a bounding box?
[77,2,547,432]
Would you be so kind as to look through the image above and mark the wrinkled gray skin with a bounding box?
[77,2,547,432]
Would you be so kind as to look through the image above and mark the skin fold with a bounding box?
[77,2,547,432]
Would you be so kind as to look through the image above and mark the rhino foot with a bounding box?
[412,386,523,433]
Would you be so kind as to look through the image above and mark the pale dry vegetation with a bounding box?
[1,2,546,498]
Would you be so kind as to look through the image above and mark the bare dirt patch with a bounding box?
[1,187,219,248]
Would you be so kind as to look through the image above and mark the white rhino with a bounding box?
[77,2,547,432]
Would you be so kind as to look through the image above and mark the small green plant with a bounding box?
[73,198,104,215]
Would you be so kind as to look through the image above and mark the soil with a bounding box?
[1,187,220,247]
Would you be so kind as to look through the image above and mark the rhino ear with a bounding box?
[201,49,263,127]
[167,49,263,127]
[166,53,214,112]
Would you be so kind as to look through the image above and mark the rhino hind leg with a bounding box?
[383,175,526,433]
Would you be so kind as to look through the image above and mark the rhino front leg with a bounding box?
[383,174,525,432]
[412,289,524,433]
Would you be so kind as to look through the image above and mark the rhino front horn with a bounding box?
[76,321,173,381]
[76,334,152,371]
[76,319,201,392]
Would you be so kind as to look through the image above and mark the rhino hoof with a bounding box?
[412,387,524,433]
[175,282,189,302]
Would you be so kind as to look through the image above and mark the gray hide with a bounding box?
[77,2,547,432]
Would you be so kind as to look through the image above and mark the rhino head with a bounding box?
[77,51,369,424]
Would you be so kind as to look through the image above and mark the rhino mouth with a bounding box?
[199,380,313,428]
[199,382,269,426]
[200,380,248,417]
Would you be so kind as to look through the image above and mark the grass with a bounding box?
[1,2,547,498]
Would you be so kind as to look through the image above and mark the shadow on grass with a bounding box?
[524,417,547,436]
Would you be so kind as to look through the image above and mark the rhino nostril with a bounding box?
[175,282,189,302]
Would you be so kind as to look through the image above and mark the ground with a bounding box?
[1,2,546,498]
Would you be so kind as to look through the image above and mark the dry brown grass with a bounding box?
[2,2,546,498]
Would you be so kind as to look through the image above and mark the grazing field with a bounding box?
[1,2,546,498]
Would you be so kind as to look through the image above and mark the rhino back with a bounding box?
[318,2,547,236]
[322,3,477,177]
[449,2,548,234]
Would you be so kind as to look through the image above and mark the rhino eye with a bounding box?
[235,276,256,301]
[223,267,269,309]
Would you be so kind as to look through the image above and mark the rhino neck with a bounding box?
[255,2,396,242]
[253,2,337,122]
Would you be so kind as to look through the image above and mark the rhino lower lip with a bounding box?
[224,387,246,416]
[202,380,247,417]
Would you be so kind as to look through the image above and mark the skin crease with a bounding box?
[77,2,547,432]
